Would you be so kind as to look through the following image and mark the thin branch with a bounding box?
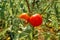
[25,0,31,13]
[32,0,35,8]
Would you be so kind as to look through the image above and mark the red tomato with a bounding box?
[29,14,42,27]
[19,13,30,22]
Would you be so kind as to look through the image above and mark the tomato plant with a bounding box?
[29,14,42,27]
[0,0,60,40]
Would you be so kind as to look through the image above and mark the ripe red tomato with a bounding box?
[29,14,42,27]
[19,13,30,22]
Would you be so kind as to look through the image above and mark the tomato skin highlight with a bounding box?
[29,14,42,27]
[19,13,30,22]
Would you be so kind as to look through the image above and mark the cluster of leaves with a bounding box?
[0,0,60,40]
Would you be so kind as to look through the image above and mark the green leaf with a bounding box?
[19,32,28,38]
[44,32,50,40]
